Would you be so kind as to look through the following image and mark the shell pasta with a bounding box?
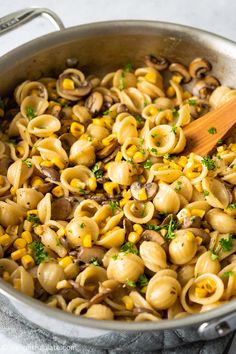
[0,55,236,322]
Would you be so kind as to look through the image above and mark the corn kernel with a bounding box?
[56,280,72,290]
[183,91,192,99]
[16,146,24,155]
[34,225,44,235]
[145,72,157,84]
[115,151,123,162]
[196,236,203,245]
[128,231,141,244]
[119,199,126,208]
[21,255,35,269]
[52,185,64,197]
[14,238,27,249]
[49,133,58,139]
[137,188,147,201]
[40,160,54,168]
[31,176,44,187]
[58,256,73,268]
[204,279,216,293]
[11,248,27,261]
[122,189,132,199]
[104,182,120,196]
[3,271,10,281]
[122,295,134,310]
[186,231,195,241]
[133,151,145,160]
[149,106,158,116]
[27,209,38,216]
[10,187,16,195]
[195,182,203,193]
[52,158,65,170]
[172,74,182,84]
[0,234,11,247]
[178,156,188,167]
[82,234,92,248]
[104,162,112,171]
[62,78,75,90]
[139,176,146,183]
[126,145,138,157]
[70,178,85,189]
[166,86,175,97]
[195,287,208,298]
[88,177,97,192]
[102,134,116,146]
[92,118,104,126]
[185,170,200,179]
[191,209,205,218]
[133,224,143,235]
[23,220,32,232]
[70,122,85,138]
[169,161,182,170]
[204,228,210,233]
[230,143,236,151]
[21,231,32,244]
[57,228,66,237]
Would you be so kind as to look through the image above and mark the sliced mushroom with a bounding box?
[77,246,107,264]
[181,216,202,229]
[68,280,93,299]
[97,140,119,160]
[133,307,155,315]
[139,230,165,245]
[193,76,220,98]
[189,98,210,118]
[59,133,77,153]
[123,217,133,235]
[0,156,12,176]
[85,92,103,116]
[34,182,55,194]
[40,166,60,181]
[130,182,158,201]
[168,63,191,83]
[51,198,72,220]
[58,288,81,302]
[101,147,120,164]
[117,104,129,114]
[145,54,169,71]
[189,58,212,79]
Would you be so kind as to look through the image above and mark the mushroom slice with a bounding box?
[139,230,165,245]
[193,76,220,98]
[144,54,169,71]
[34,182,55,194]
[56,68,92,100]
[51,198,72,220]
[168,63,191,83]
[85,92,103,116]
[130,182,158,201]
[59,133,77,154]
[189,98,209,118]
[97,140,119,160]
[40,166,60,181]
[189,58,212,79]
[77,246,107,264]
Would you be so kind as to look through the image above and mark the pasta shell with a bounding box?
[11,266,34,297]
[202,177,230,209]
[37,262,65,294]
[107,253,144,283]
[66,216,99,247]
[28,115,61,137]
[153,183,180,214]
[206,208,236,233]
[69,140,96,167]
[20,95,49,119]
[139,241,167,272]
[16,188,43,209]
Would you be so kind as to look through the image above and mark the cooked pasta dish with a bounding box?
[0,55,235,321]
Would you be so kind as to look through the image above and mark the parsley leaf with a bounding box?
[217,139,223,146]
[146,215,179,240]
[124,63,133,72]
[26,214,40,227]
[103,109,110,116]
[109,200,120,215]
[112,254,118,260]
[138,274,149,287]
[79,188,88,195]
[119,71,125,90]
[8,139,18,145]
[208,127,217,135]
[23,158,32,168]
[188,99,196,106]
[219,235,233,252]
[175,180,182,192]
[79,223,85,228]
[126,280,136,288]
[92,163,103,179]
[227,203,236,210]
[203,190,209,197]
[202,155,216,170]
[210,250,219,261]
[26,106,36,120]
[150,147,158,154]
[171,124,177,134]
[151,133,158,138]
[172,109,179,118]
[90,257,100,266]
[134,115,142,124]
[223,271,235,277]
[144,159,152,169]
[30,241,49,264]
[163,153,170,160]
[120,242,139,255]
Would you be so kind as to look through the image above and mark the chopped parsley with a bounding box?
[203,190,209,197]
[90,257,100,266]
[103,109,110,116]
[210,250,219,261]
[120,242,139,255]
[227,203,236,210]
[135,115,142,124]
[223,271,235,277]
[109,200,121,215]
[175,180,182,192]
[202,155,216,170]
[195,273,200,278]
[127,157,134,163]
[126,280,136,288]
[30,241,49,264]
[171,124,177,134]
[146,215,179,240]
[217,139,223,146]
[79,223,85,228]
[119,71,125,90]
[79,188,88,195]
[163,153,170,160]
[138,274,149,287]
[124,63,133,72]
[144,159,152,169]
[23,158,32,168]
[172,109,179,118]
[144,100,148,107]
[92,163,103,179]
[26,106,36,119]
[219,235,233,252]
[112,254,118,260]
[26,214,40,227]
[8,139,18,145]
[151,133,158,138]
[208,127,217,135]
[150,147,158,154]
[188,99,197,106]
[138,138,144,146]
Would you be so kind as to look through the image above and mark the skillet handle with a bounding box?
[0,7,64,36]
[198,312,236,339]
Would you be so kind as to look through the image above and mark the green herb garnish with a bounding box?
[223,271,235,277]
[138,274,149,287]
[210,250,219,261]
[203,190,209,197]
[172,109,179,118]
[79,188,88,195]
[92,163,103,179]
[202,155,216,170]
[195,273,200,278]
[135,115,142,124]
[109,200,121,215]
[227,203,236,210]
[30,241,49,264]
[112,254,118,260]
[8,139,18,145]
[124,63,133,72]
[171,124,177,134]
[126,280,136,288]
[119,71,125,90]
[120,242,139,255]
[219,235,233,252]
[103,109,110,116]
[150,147,158,154]
[151,133,158,138]
[23,158,32,168]
[188,99,197,106]
[26,214,40,227]
[144,159,152,169]
[79,223,85,228]
[208,127,217,135]
[163,153,170,160]
[90,257,100,266]
[175,180,182,192]
[138,138,144,146]
[146,215,179,240]
[217,139,223,146]
[26,106,36,120]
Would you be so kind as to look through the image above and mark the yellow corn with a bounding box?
[52,158,65,170]
[133,151,145,160]
[70,122,85,138]
[49,133,58,139]
[58,256,73,269]
[122,189,132,199]
[172,74,182,84]
[23,220,32,232]
[217,146,225,153]
[195,287,208,298]
[119,199,126,208]
[139,175,146,183]
[27,209,38,216]
[102,134,116,146]
[183,91,192,99]
[21,255,35,269]
[11,248,27,261]
[21,231,32,244]
[103,182,120,196]
[133,224,143,235]
[62,78,75,90]
[88,177,97,192]
[128,231,141,244]
[70,178,85,189]
[126,144,138,157]
[230,143,236,151]
[115,151,123,162]
[166,86,175,97]
[145,72,157,84]
[3,271,10,282]
[40,160,54,167]
[92,118,104,126]
[137,188,148,201]
[0,226,4,236]
[166,111,173,121]
[13,279,21,290]
[0,234,11,247]
[34,225,44,235]
[169,161,182,170]
[185,170,200,179]
[31,176,44,187]
[186,231,195,242]
[14,238,27,249]
[104,162,112,171]
[196,236,203,245]
[101,116,114,129]
[57,228,65,237]
[56,280,72,290]
[122,295,134,310]
[204,228,210,233]
[52,185,64,197]
[195,182,203,193]
[16,146,24,155]
[149,106,158,116]
[178,156,188,167]
[82,234,92,248]
[191,209,205,218]
[204,279,216,293]
[10,187,16,195]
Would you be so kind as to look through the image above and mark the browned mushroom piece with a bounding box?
[85,91,103,116]
[58,288,81,302]
[189,98,210,118]
[0,156,12,176]
[145,54,169,71]
[123,217,133,235]
[68,280,93,299]
[193,76,220,98]
[34,182,55,194]
[133,307,155,315]
[59,236,71,251]
[181,216,202,229]
[189,58,212,79]
[117,103,129,114]
[130,181,158,201]
[59,133,77,153]
[101,147,120,164]
[51,198,72,220]
[168,63,191,83]
[77,246,107,264]
[40,166,60,181]
[96,140,119,160]
[139,229,165,245]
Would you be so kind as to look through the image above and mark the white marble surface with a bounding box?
[0,0,236,353]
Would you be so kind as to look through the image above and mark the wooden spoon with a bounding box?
[183,98,236,156]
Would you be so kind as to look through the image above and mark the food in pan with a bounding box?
[0,55,235,321]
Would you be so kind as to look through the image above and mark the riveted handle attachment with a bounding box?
[198,312,236,339]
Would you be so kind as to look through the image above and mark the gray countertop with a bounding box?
[0,0,236,353]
